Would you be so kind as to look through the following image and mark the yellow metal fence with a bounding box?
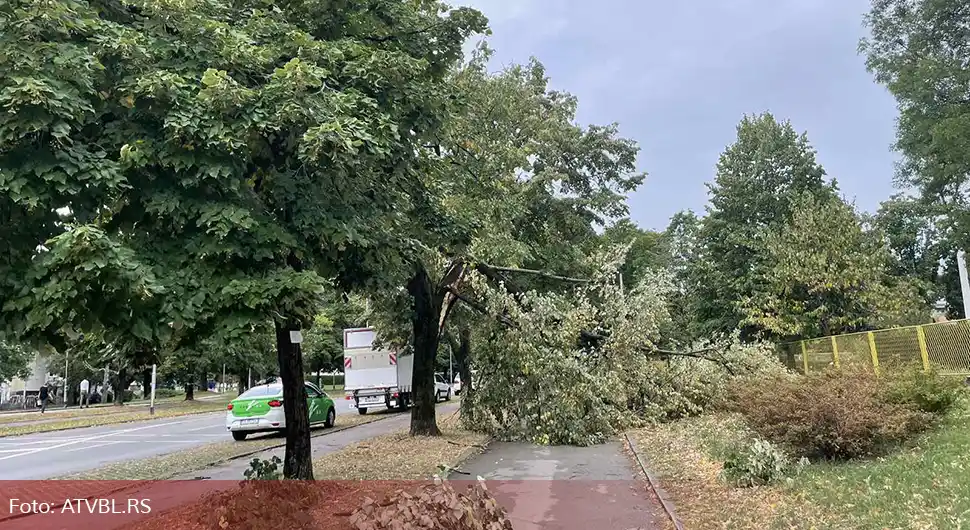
[778,319,970,376]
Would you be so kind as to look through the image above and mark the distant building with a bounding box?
[1,353,50,403]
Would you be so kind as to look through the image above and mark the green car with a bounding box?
[225,381,335,441]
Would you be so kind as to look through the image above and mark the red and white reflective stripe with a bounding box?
[344,357,352,369]
[389,353,397,365]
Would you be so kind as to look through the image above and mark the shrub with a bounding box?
[154,388,181,399]
[728,367,931,460]
[243,456,283,480]
[882,364,965,416]
[722,438,805,488]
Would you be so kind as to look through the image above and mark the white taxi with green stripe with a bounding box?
[226,381,336,441]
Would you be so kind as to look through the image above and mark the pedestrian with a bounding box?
[79,378,90,408]
[38,383,49,413]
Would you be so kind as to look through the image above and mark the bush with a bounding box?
[882,364,965,416]
[728,367,931,460]
[722,438,805,488]
[154,388,181,399]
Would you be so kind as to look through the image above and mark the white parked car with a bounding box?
[452,371,478,395]
[434,373,453,402]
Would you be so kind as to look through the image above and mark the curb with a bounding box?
[624,432,685,530]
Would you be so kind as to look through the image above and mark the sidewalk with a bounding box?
[451,439,666,530]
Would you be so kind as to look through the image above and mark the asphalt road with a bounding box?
[0,412,231,480]
[0,400,461,480]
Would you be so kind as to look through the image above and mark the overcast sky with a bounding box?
[457,0,901,231]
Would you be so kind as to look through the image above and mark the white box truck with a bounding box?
[343,327,413,415]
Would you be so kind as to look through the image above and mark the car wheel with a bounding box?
[231,431,247,441]
[358,407,368,415]
[445,388,452,401]
[325,407,335,428]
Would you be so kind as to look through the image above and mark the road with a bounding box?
[0,412,230,479]
[0,400,460,480]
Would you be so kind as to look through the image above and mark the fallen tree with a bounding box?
[453,245,786,445]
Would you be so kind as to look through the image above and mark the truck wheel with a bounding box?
[358,407,368,415]
[231,431,247,441]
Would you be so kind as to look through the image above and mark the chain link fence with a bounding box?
[778,319,970,376]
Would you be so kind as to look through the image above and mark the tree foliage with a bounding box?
[688,113,838,340]
[740,193,895,338]
[464,245,784,445]
[0,0,487,478]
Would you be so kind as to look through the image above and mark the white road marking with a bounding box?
[186,425,220,432]
[0,420,187,462]
[66,441,126,452]
[0,449,33,454]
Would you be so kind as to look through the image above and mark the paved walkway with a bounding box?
[451,440,665,530]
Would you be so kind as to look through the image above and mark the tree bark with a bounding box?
[275,320,314,479]
[407,264,443,436]
[457,326,473,421]
[141,368,151,399]
[184,382,195,401]
[237,369,248,395]
[113,366,128,406]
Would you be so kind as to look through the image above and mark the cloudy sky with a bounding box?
[456,0,900,231]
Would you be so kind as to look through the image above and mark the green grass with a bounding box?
[629,399,970,530]
[782,400,970,529]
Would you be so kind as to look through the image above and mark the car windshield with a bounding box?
[237,384,282,399]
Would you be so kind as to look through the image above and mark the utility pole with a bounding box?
[959,250,970,319]
[221,363,226,393]
[149,364,156,416]
[63,350,68,408]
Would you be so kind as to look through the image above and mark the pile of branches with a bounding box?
[348,478,514,530]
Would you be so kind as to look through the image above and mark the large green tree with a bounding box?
[363,49,644,436]
[861,0,970,319]
[740,193,892,338]
[690,113,838,340]
[0,0,486,478]
[862,0,970,203]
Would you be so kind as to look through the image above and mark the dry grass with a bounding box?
[57,409,392,480]
[627,415,832,530]
[313,408,488,480]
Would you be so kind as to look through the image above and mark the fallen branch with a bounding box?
[641,347,736,376]
[446,287,517,328]
[481,265,591,284]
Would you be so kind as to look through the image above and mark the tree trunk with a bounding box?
[407,265,443,436]
[185,383,195,401]
[449,326,474,424]
[198,369,208,394]
[141,368,151,399]
[458,326,473,397]
[237,369,248,395]
[275,320,314,480]
[113,366,128,406]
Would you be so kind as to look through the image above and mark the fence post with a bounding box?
[916,326,930,372]
[867,331,880,376]
[800,340,809,375]
[830,336,840,368]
